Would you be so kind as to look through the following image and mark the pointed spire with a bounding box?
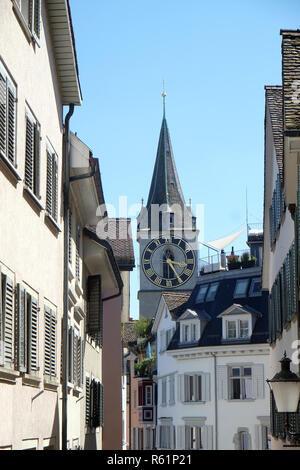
[146,95,187,213]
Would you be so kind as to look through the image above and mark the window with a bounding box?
[183,324,189,342]
[230,367,252,400]
[14,0,41,40]
[145,385,152,406]
[68,327,83,388]
[0,270,15,368]
[87,275,103,347]
[234,279,249,298]
[184,374,202,402]
[158,423,174,449]
[25,107,40,197]
[46,146,58,221]
[134,388,137,409]
[0,62,16,165]
[191,324,197,342]
[240,431,250,450]
[249,277,262,297]
[226,319,249,340]
[188,426,202,450]
[169,376,175,404]
[206,283,219,301]
[196,285,208,303]
[161,378,167,406]
[44,306,56,378]
[17,286,39,374]
[86,376,104,428]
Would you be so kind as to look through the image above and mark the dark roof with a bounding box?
[146,114,187,211]
[123,322,138,345]
[162,291,192,319]
[91,157,105,206]
[265,86,283,179]
[281,31,300,131]
[87,219,135,270]
[168,270,268,350]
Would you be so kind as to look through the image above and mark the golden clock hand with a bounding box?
[166,258,181,281]
[170,260,187,268]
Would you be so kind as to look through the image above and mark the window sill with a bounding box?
[0,366,20,382]
[183,400,206,405]
[0,151,22,183]
[228,398,255,402]
[44,376,59,391]
[22,373,42,388]
[45,212,62,233]
[23,186,44,211]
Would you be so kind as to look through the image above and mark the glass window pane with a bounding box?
[231,367,240,377]
[231,378,241,399]
[244,377,252,399]
[244,367,252,376]
[196,285,208,303]
[227,321,237,338]
[206,283,219,301]
[239,320,249,338]
[234,279,249,297]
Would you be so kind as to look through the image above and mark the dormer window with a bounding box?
[234,279,249,298]
[178,309,211,344]
[218,304,262,343]
[206,283,219,302]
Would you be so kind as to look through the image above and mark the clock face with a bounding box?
[142,237,196,289]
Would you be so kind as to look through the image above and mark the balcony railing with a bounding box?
[199,248,258,275]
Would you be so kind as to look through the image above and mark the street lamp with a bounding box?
[267,352,300,413]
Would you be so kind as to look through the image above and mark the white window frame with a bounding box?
[229,366,253,400]
[225,318,250,340]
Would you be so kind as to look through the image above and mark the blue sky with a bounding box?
[69,0,300,318]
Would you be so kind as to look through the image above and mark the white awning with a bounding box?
[205,227,245,251]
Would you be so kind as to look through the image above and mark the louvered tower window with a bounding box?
[25,108,40,197]
[0,62,16,165]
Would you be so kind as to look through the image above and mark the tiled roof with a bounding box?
[123,322,138,345]
[162,291,192,319]
[265,86,283,179]
[86,218,135,269]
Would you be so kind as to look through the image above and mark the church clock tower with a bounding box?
[137,95,199,319]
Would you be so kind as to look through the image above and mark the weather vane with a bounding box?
[162,79,166,114]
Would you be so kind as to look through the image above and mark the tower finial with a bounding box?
[162,79,166,117]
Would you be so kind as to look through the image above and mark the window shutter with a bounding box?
[87,275,103,346]
[52,155,58,221]
[73,332,78,386]
[177,374,185,402]
[25,116,34,190]
[75,226,80,281]
[7,87,15,164]
[202,425,213,450]
[291,244,297,315]
[44,307,51,376]
[0,268,3,366]
[255,424,262,450]
[28,0,33,31]
[252,364,265,399]
[17,284,27,372]
[4,275,14,366]
[176,425,185,450]
[0,71,6,155]
[79,338,84,388]
[33,123,40,197]
[286,254,292,321]
[68,327,74,383]
[46,151,53,214]
[217,365,228,400]
[203,373,210,402]
[29,296,39,373]
[68,209,72,264]
[156,425,161,449]
[100,382,104,427]
[85,376,91,426]
[33,0,41,39]
[184,426,190,450]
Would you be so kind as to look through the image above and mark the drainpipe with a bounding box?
[62,104,75,451]
[211,352,218,450]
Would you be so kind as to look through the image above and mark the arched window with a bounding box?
[163,249,174,279]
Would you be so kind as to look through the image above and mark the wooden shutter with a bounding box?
[44,307,51,376]
[75,226,80,280]
[50,310,56,377]
[85,376,91,426]
[252,364,265,399]
[286,254,292,321]
[291,244,297,315]
[184,426,191,449]
[202,373,210,401]
[202,425,213,450]
[33,123,40,197]
[73,331,78,386]
[87,275,103,346]
[177,374,185,402]
[7,87,15,164]
[176,425,185,450]
[29,296,39,372]
[91,379,100,428]
[79,338,84,388]
[68,209,72,264]
[0,268,3,366]
[52,155,58,221]
[0,71,6,155]
[68,327,74,383]
[100,382,104,427]
[17,284,27,372]
[25,116,34,190]
[33,0,41,39]
[4,275,14,366]
[217,365,228,400]
[46,151,53,214]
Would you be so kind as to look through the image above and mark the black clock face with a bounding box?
[142,237,196,289]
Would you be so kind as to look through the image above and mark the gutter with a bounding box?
[62,104,75,451]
